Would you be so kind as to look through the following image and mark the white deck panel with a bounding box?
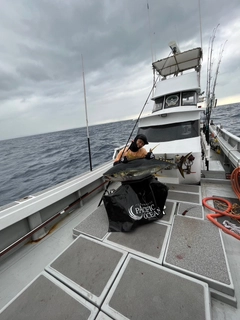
[102,254,211,320]
[164,215,235,304]
[104,222,170,265]
[45,235,128,307]
[0,272,98,320]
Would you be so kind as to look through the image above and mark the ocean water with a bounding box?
[0,120,137,207]
[210,102,240,137]
[0,102,239,207]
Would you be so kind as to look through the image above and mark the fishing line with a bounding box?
[120,52,172,159]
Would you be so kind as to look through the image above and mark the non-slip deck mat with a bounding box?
[73,205,109,240]
[164,216,234,296]
[104,222,170,264]
[45,235,127,307]
[0,272,98,320]
[177,202,204,219]
[168,190,200,203]
[157,200,176,224]
[102,255,211,320]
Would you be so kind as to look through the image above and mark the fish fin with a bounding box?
[177,152,192,178]
[150,143,160,152]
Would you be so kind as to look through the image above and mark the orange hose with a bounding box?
[203,197,240,241]
[202,197,232,214]
[231,167,240,200]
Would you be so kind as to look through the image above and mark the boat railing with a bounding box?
[215,126,240,148]
[210,124,240,169]
[0,161,112,234]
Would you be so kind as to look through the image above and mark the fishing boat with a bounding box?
[1,41,240,320]
[113,42,204,184]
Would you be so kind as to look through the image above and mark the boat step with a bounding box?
[209,160,225,171]
[202,160,226,179]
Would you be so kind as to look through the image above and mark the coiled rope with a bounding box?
[202,197,240,241]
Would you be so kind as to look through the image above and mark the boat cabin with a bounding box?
[136,47,204,184]
[151,47,203,113]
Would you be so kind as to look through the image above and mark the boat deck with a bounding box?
[1,176,240,319]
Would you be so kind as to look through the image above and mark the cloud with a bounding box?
[0,0,240,140]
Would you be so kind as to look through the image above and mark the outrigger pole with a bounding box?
[81,54,93,171]
[205,25,226,145]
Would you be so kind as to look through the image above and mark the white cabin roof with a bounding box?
[152,47,202,77]
[153,71,200,99]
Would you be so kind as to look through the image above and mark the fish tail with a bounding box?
[177,152,192,178]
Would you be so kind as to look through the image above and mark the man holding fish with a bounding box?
[113,134,154,165]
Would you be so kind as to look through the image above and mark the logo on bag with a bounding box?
[128,202,162,220]
[128,204,143,220]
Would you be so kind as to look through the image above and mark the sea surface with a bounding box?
[0,102,239,207]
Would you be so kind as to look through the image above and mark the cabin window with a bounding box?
[137,120,199,142]
[164,93,180,108]
[182,91,196,105]
[153,96,164,112]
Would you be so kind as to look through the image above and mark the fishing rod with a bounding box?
[119,74,159,158]
[205,25,219,143]
[211,40,227,99]
[120,52,172,159]
[81,54,93,171]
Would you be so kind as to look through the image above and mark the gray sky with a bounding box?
[0,0,240,140]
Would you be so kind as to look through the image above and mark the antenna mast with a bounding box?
[198,0,203,50]
[147,1,154,63]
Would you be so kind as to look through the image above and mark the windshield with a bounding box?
[138,120,199,142]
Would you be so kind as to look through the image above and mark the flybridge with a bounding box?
[152,47,202,77]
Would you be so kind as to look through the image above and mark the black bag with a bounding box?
[103,176,168,232]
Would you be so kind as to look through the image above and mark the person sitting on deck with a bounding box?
[113,134,154,165]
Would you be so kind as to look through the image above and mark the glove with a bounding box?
[121,156,128,163]
[113,156,128,166]
[146,151,155,160]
